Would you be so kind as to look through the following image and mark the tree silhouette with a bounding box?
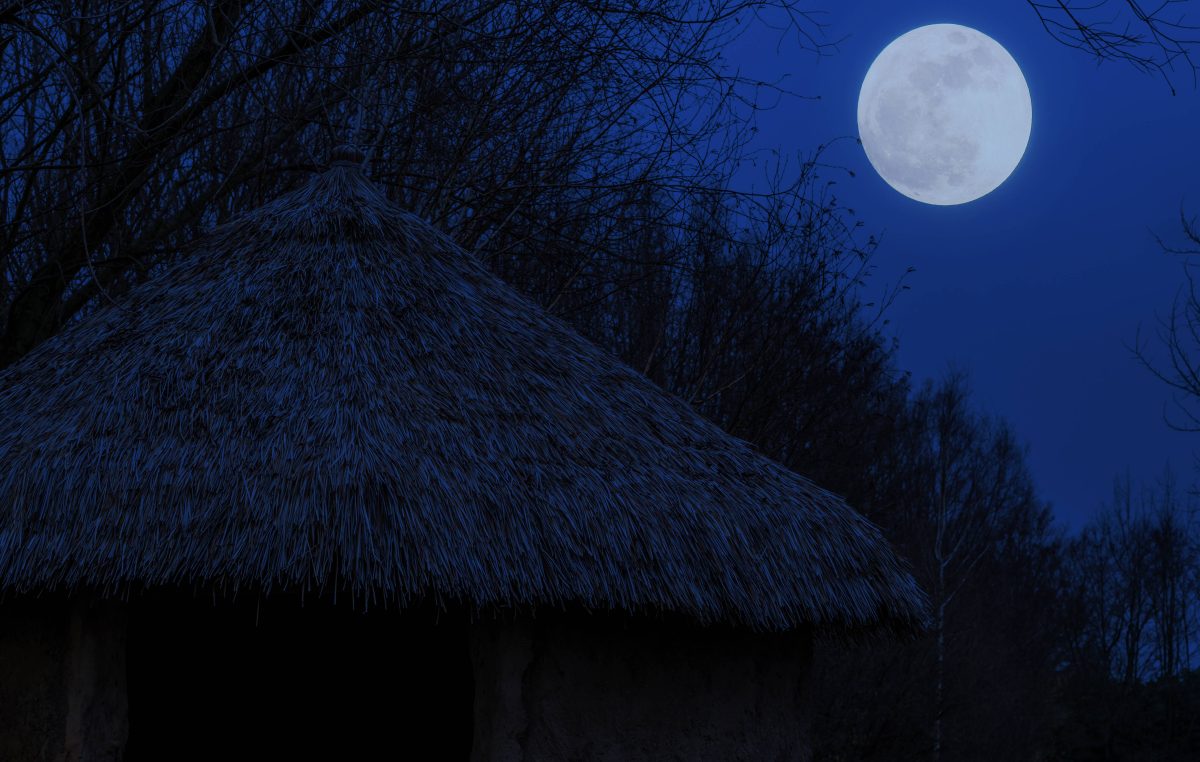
[1026,0,1200,93]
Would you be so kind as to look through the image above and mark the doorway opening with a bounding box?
[124,594,473,760]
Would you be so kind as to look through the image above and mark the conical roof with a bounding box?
[0,157,925,631]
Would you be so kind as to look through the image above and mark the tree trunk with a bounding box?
[933,593,945,762]
[60,598,127,762]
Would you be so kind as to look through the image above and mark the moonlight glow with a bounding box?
[857,24,1032,205]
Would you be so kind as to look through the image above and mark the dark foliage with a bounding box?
[1052,670,1200,761]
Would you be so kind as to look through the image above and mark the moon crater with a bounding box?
[857,24,1032,205]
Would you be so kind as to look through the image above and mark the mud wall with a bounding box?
[0,598,128,762]
[0,600,69,761]
[471,613,813,762]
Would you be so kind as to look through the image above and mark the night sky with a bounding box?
[726,1,1200,529]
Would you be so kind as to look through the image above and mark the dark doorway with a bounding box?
[124,594,473,760]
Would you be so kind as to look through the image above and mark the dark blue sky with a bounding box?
[726,2,1200,529]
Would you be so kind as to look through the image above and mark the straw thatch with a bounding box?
[0,151,925,631]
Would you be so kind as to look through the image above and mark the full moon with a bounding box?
[857,24,1032,205]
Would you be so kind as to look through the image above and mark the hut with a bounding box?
[0,147,925,760]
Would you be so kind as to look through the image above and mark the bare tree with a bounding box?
[1026,0,1200,92]
[0,0,835,371]
[1063,467,1199,684]
[903,374,1039,762]
[1132,213,1200,432]
[1143,469,1197,679]
[809,371,1055,762]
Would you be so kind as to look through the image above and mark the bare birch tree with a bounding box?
[899,373,1041,762]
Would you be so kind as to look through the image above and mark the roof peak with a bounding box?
[328,144,365,169]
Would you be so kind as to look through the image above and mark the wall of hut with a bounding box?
[470,613,814,762]
[1,598,128,761]
[1,600,70,761]
[6,599,814,760]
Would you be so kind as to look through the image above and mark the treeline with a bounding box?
[1,4,1198,760]
[1053,473,1200,760]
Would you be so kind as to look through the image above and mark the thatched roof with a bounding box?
[0,151,925,631]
